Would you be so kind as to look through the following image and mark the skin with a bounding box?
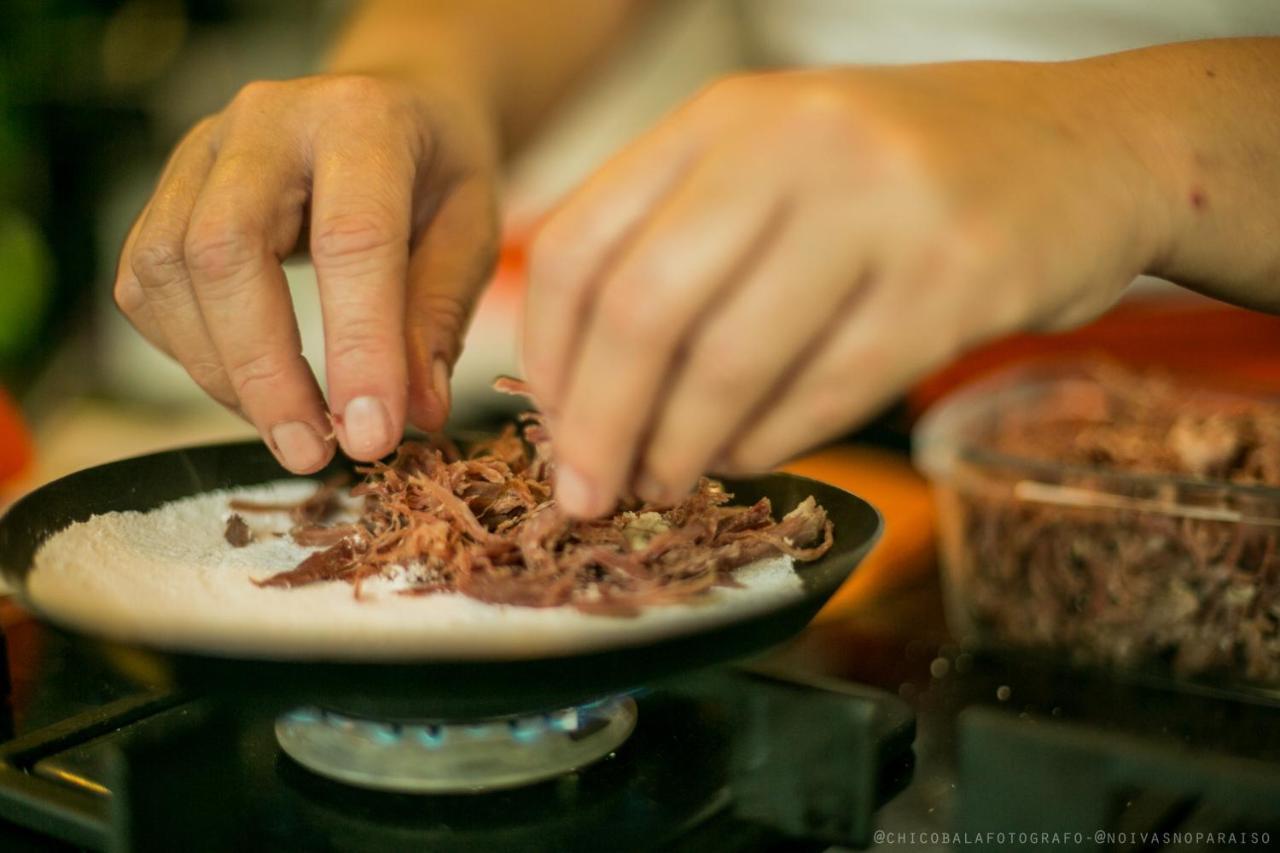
[113,0,639,472]
[525,63,1154,515]
[526,40,1280,516]
[114,6,1280,517]
[115,74,497,472]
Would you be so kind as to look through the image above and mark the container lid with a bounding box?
[912,360,1280,521]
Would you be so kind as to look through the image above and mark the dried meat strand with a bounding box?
[231,474,349,524]
[253,539,359,589]
[955,360,1280,682]
[290,523,362,547]
[224,513,253,547]
[243,377,835,614]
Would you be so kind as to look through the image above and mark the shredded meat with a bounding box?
[254,538,361,589]
[231,474,349,544]
[223,513,252,547]
[948,362,1280,683]
[238,377,834,615]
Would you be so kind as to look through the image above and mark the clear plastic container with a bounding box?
[912,361,1280,687]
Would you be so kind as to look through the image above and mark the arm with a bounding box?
[113,0,642,475]
[521,38,1280,517]
[329,0,643,153]
[1085,38,1280,311]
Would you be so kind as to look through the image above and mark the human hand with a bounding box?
[524,64,1168,516]
[114,73,500,472]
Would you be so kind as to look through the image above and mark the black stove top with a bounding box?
[777,590,1280,852]
[0,615,914,852]
[2,579,1280,852]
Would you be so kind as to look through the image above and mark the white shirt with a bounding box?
[506,0,1280,219]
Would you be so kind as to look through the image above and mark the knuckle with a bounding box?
[689,74,762,130]
[130,236,186,285]
[174,115,220,153]
[311,213,401,267]
[593,252,692,343]
[324,74,392,106]
[224,81,281,124]
[700,73,756,107]
[229,79,279,109]
[789,84,851,125]
[527,223,580,288]
[597,284,665,343]
[783,85,861,150]
[190,115,218,138]
[186,358,237,405]
[112,276,145,314]
[412,291,468,335]
[185,221,260,280]
[877,128,945,189]
[327,314,395,364]
[226,350,292,400]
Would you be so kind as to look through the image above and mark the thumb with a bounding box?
[405,175,500,431]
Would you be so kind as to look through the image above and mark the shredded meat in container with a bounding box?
[944,363,1280,683]
[230,378,834,616]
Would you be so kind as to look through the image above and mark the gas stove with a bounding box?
[0,607,914,852]
[272,695,642,794]
[779,589,1280,852]
[3,576,1280,852]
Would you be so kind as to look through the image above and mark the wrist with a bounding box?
[327,20,504,157]
[1056,56,1188,282]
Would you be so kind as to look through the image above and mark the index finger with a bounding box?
[184,134,333,473]
[308,121,416,461]
[522,118,697,416]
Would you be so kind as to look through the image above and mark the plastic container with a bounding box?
[913,361,1280,687]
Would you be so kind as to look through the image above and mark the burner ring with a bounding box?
[275,695,638,794]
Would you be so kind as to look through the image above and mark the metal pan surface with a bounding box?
[0,441,880,717]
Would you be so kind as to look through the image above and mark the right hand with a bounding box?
[114,73,501,472]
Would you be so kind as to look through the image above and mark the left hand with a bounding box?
[523,65,1168,517]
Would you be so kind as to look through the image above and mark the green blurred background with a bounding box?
[0,0,340,398]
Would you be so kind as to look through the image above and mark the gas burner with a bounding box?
[275,695,638,793]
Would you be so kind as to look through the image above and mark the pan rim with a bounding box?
[0,439,881,667]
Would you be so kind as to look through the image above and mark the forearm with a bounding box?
[1071,38,1280,311]
[328,0,645,155]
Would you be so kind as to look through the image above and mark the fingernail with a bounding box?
[270,421,328,472]
[431,357,451,419]
[556,465,597,517]
[343,396,393,457]
[635,473,667,504]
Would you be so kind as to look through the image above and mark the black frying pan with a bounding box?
[0,441,880,719]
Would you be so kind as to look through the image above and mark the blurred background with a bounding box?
[3,0,1280,552]
[1,0,348,491]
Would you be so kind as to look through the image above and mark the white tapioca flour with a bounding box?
[26,480,805,661]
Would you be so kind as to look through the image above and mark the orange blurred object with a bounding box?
[782,444,938,622]
[776,296,1280,628]
[911,296,1280,417]
[0,386,32,490]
